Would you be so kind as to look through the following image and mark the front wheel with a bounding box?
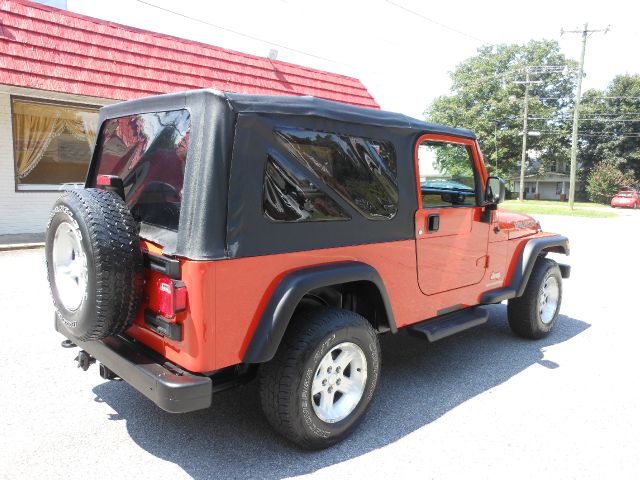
[259,308,380,449]
[507,258,562,339]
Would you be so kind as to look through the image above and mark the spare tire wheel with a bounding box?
[46,188,143,341]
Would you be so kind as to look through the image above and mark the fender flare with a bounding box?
[481,235,570,304]
[242,261,396,364]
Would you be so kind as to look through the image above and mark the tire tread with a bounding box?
[259,308,379,449]
[47,188,143,341]
[507,257,562,339]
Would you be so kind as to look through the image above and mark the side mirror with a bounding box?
[485,176,505,205]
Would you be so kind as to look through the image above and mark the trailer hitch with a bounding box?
[75,350,95,371]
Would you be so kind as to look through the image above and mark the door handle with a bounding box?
[427,214,440,232]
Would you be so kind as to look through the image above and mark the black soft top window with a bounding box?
[93,110,190,231]
[275,128,399,220]
[263,152,351,222]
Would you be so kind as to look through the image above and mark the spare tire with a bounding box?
[46,188,143,341]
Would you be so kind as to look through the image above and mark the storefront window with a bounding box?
[12,98,99,190]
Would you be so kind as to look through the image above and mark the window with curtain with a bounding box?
[12,98,99,191]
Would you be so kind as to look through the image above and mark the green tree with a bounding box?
[431,141,474,177]
[585,160,636,203]
[579,74,640,180]
[425,40,578,177]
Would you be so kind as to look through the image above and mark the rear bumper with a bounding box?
[55,317,212,413]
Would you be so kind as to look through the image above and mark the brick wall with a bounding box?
[0,85,113,234]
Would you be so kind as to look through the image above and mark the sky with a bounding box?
[66,0,640,119]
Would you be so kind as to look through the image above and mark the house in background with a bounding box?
[511,159,583,200]
[0,0,378,235]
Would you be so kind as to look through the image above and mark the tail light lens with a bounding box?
[96,174,125,200]
[149,276,187,319]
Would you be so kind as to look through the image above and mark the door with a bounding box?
[415,134,490,295]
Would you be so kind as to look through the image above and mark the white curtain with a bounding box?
[13,100,99,179]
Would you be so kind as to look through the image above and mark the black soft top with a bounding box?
[92,89,477,260]
[223,92,476,139]
[98,89,475,139]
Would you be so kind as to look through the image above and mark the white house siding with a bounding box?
[514,178,574,201]
[0,85,112,235]
[538,182,560,200]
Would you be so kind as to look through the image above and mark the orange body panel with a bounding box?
[415,207,490,294]
[125,138,561,374]
[128,226,554,374]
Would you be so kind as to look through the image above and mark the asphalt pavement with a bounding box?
[1,212,639,480]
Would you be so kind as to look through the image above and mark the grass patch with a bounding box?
[500,203,617,218]
[503,199,609,209]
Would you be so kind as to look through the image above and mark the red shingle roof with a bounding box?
[0,0,379,108]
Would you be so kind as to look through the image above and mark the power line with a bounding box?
[134,0,375,72]
[495,115,640,123]
[531,96,640,100]
[577,96,640,100]
[525,112,640,118]
[385,0,488,44]
[535,132,640,137]
[447,69,573,90]
[527,117,640,122]
[514,128,640,135]
[575,113,640,116]
[509,127,640,135]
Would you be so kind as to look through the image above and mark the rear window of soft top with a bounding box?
[93,110,190,231]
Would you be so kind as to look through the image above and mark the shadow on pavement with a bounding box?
[93,304,589,479]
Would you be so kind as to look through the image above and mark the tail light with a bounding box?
[96,174,125,200]
[149,276,187,319]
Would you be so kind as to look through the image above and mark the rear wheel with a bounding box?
[507,258,562,339]
[259,308,380,449]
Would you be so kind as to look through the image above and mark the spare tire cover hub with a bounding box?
[52,221,88,311]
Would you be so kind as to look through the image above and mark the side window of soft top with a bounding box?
[271,127,399,221]
[263,152,350,223]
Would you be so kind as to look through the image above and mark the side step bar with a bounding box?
[407,307,489,342]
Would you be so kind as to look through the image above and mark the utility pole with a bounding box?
[515,69,542,201]
[561,23,610,209]
[494,122,499,173]
[518,70,531,201]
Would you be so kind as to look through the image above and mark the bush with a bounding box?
[586,161,637,204]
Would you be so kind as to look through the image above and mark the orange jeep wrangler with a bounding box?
[47,89,570,449]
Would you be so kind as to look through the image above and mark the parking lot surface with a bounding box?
[1,213,639,480]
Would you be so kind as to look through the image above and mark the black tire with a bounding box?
[507,257,562,339]
[46,188,143,341]
[259,308,380,449]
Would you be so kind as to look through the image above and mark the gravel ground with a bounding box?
[1,213,639,480]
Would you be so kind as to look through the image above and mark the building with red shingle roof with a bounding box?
[0,0,378,235]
